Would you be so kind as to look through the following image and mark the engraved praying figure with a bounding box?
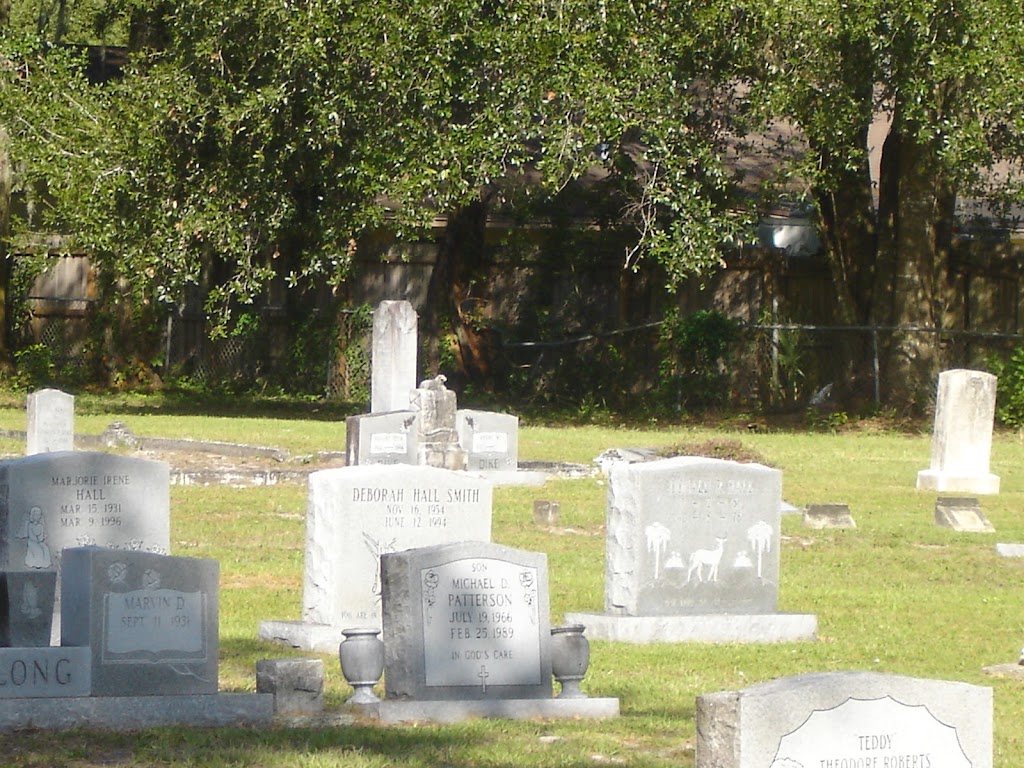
[16,506,52,569]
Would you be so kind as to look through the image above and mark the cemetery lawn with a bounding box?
[0,397,1023,766]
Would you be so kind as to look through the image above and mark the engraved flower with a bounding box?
[518,571,534,589]
[108,562,128,584]
[424,571,439,589]
[141,569,161,590]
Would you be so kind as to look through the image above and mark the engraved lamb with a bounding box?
[687,537,727,583]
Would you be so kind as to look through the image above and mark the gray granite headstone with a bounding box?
[371,300,418,414]
[606,456,782,616]
[256,658,324,715]
[0,646,91,698]
[0,570,56,646]
[917,369,1000,494]
[345,411,418,466]
[533,500,560,526]
[456,410,519,471]
[696,671,991,768]
[61,547,218,696]
[381,541,551,701]
[935,496,993,533]
[26,389,75,455]
[0,451,170,639]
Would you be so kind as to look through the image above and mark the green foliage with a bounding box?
[657,308,738,410]
[13,342,54,389]
[989,348,1024,428]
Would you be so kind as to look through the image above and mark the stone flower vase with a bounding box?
[339,627,385,704]
[550,624,589,699]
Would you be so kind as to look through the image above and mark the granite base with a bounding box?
[0,693,273,731]
[363,697,619,724]
[564,612,818,644]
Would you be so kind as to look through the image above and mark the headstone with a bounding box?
[916,369,1000,494]
[935,496,994,533]
[695,671,992,768]
[803,503,856,529]
[609,456,782,615]
[371,301,418,414]
[26,389,75,455]
[412,376,467,470]
[456,410,519,472]
[0,646,91,698]
[0,570,56,646]
[60,547,219,696]
[0,451,170,573]
[256,658,324,715]
[381,541,551,701]
[345,411,419,466]
[565,456,816,643]
[533,500,560,526]
[259,464,492,652]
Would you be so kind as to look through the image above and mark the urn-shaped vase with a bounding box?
[339,627,385,704]
[550,624,590,699]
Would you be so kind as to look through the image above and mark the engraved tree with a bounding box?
[747,521,773,580]
[645,522,672,580]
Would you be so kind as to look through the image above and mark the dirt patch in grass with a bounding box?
[657,438,769,465]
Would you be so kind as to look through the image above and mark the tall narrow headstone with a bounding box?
[917,369,1000,494]
[566,456,815,643]
[26,389,74,455]
[371,301,418,414]
[259,464,492,652]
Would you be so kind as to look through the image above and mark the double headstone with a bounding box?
[916,369,1000,494]
[259,464,493,653]
[566,456,816,643]
[696,671,991,767]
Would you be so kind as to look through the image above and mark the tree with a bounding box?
[2,0,748,391]
[746,0,1024,408]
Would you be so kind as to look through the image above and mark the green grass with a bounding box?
[1,395,1023,765]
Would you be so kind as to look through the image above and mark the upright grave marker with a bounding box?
[0,451,170,639]
[61,547,219,696]
[371,300,418,414]
[370,540,619,723]
[0,452,170,575]
[259,464,492,652]
[917,369,1000,494]
[27,388,74,455]
[382,541,551,701]
[345,411,418,466]
[456,410,519,472]
[696,671,991,768]
[566,456,816,643]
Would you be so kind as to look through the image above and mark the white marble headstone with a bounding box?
[917,369,999,494]
[26,388,74,455]
[371,301,418,414]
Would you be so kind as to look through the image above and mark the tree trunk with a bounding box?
[808,131,879,405]
[874,119,958,410]
[0,126,14,372]
[423,200,495,391]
